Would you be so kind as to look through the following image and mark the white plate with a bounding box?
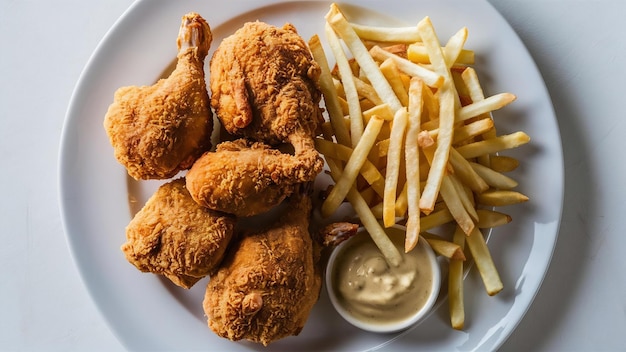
[59,0,563,350]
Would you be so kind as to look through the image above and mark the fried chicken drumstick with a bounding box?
[104,13,213,180]
[186,138,321,217]
[203,187,358,345]
[122,178,236,289]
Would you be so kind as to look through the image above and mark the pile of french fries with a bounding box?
[310,3,530,330]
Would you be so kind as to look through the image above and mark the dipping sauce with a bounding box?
[330,226,435,326]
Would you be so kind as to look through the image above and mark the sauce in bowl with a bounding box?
[326,225,440,332]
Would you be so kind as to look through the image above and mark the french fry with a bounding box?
[477,190,529,206]
[321,116,384,217]
[419,87,455,213]
[421,80,439,121]
[461,67,486,102]
[404,77,423,251]
[309,35,351,146]
[420,208,454,231]
[451,118,494,145]
[323,117,351,137]
[442,27,469,68]
[422,232,466,261]
[452,68,471,102]
[320,121,335,141]
[448,148,489,194]
[326,4,404,112]
[440,175,475,235]
[421,115,493,143]
[383,108,408,227]
[476,209,512,228]
[469,161,518,189]
[354,76,384,105]
[314,138,386,198]
[375,138,390,157]
[449,226,466,329]
[358,186,378,206]
[417,16,457,214]
[460,67,497,167]
[379,58,410,106]
[369,201,383,219]
[421,92,516,130]
[394,182,409,217]
[456,132,530,159]
[422,138,476,230]
[325,157,403,266]
[408,43,474,65]
[369,45,444,88]
[360,97,376,111]
[457,93,516,122]
[338,96,350,115]
[333,78,346,98]
[363,103,395,121]
[350,22,420,43]
[448,173,479,223]
[325,22,363,145]
[416,17,453,85]
[363,115,392,142]
[489,155,520,173]
[466,227,503,296]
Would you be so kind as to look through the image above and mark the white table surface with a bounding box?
[1,0,624,351]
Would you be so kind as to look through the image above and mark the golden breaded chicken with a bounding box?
[210,21,323,146]
[188,21,324,216]
[121,178,236,289]
[203,188,358,345]
[104,13,213,180]
[186,138,321,217]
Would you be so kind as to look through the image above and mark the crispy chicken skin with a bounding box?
[203,188,358,345]
[210,21,323,146]
[121,178,236,289]
[187,21,324,216]
[186,138,321,217]
[104,13,213,180]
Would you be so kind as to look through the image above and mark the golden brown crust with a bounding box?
[210,21,323,145]
[186,21,324,217]
[103,13,213,180]
[121,178,236,288]
[185,139,322,217]
[203,192,320,345]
